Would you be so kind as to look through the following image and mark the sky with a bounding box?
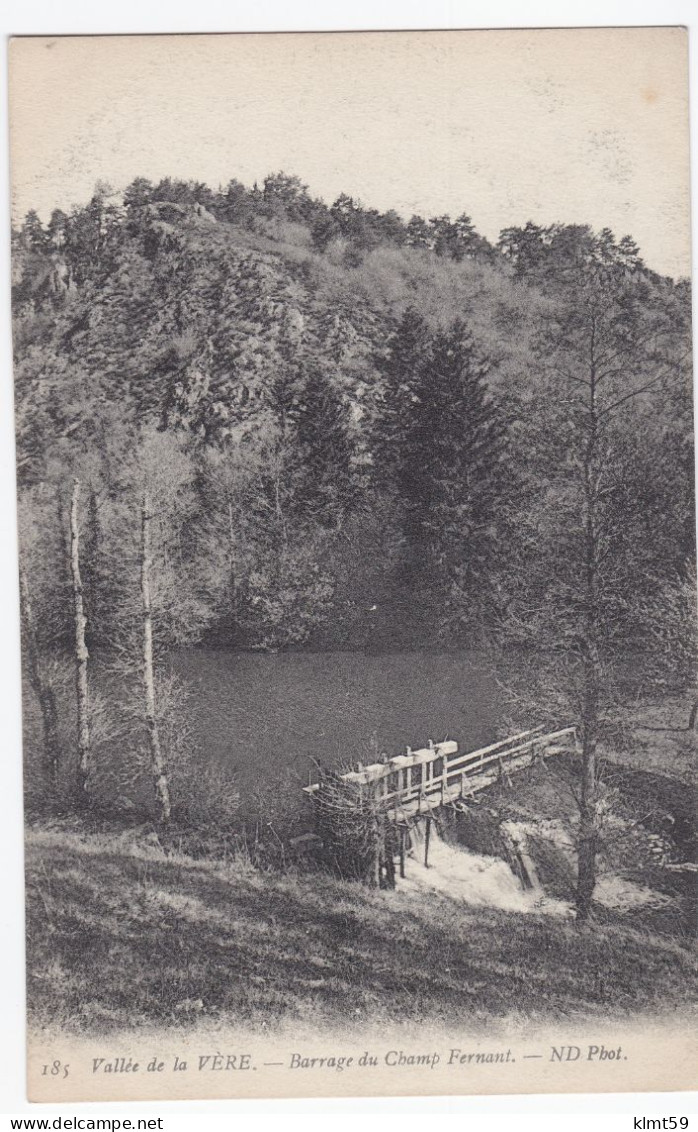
[8,27,691,277]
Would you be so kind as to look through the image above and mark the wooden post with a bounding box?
[399,827,405,878]
[384,839,396,889]
[424,816,431,868]
[498,756,513,788]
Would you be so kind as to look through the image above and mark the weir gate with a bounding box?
[302,725,579,884]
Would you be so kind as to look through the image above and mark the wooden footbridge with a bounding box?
[302,726,578,884]
[304,725,578,819]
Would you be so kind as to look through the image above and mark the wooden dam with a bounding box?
[303,725,579,885]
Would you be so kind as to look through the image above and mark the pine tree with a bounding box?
[371,307,431,495]
[21,210,49,253]
[405,215,432,249]
[374,316,507,611]
[291,366,355,528]
[405,321,507,597]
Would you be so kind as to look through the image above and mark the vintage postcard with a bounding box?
[8,28,697,1102]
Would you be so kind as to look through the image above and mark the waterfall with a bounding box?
[399,819,572,917]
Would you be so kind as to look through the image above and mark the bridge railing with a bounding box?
[304,725,578,806]
[378,726,576,805]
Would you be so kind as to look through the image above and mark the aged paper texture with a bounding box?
[9,28,696,1103]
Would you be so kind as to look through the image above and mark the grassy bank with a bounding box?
[26,823,698,1037]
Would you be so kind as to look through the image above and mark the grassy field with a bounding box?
[26,822,698,1037]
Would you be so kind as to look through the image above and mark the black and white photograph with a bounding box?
[7,25,697,1102]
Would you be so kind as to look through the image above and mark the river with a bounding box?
[172,648,499,804]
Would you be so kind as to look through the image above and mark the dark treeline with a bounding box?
[12,172,696,915]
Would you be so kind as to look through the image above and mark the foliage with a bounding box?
[12,174,695,844]
[373,312,510,628]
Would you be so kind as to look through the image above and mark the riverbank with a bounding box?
[25,817,698,1037]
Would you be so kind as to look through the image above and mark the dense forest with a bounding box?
[12,171,696,917]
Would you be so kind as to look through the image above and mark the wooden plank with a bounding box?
[385,735,575,817]
[444,726,545,768]
[308,727,549,795]
[304,726,577,799]
[442,727,576,779]
[445,732,572,785]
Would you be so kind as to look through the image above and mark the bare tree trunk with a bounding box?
[70,480,91,805]
[576,326,600,922]
[576,643,600,920]
[227,498,237,624]
[19,565,61,796]
[140,491,171,824]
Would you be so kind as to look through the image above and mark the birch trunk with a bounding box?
[70,480,91,804]
[227,498,237,624]
[19,565,61,794]
[575,319,600,922]
[576,644,600,920]
[140,491,172,824]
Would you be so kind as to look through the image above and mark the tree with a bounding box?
[100,430,216,820]
[139,488,171,823]
[19,564,61,797]
[376,209,407,246]
[374,315,507,621]
[311,213,339,252]
[371,306,431,495]
[123,177,154,213]
[20,210,49,253]
[498,221,552,279]
[498,222,646,285]
[16,484,74,804]
[330,194,380,254]
[220,178,252,226]
[429,215,462,260]
[229,360,347,650]
[262,172,313,222]
[415,322,507,607]
[405,215,431,249]
[47,209,68,250]
[290,365,356,528]
[70,479,91,804]
[496,229,689,919]
[191,442,260,643]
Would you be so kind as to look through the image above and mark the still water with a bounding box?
[172,649,499,800]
